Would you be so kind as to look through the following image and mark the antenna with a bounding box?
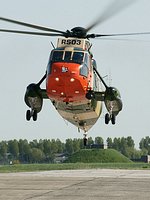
[108,69,112,86]
[50,41,55,49]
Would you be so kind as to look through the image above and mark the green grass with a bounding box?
[0,162,150,173]
[0,149,149,173]
[65,149,132,163]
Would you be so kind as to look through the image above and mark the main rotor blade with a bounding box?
[86,0,136,32]
[0,29,64,36]
[94,32,150,38]
[0,17,66,34]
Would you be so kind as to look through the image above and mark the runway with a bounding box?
[0,169,150,200]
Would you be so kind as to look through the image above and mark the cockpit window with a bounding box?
[51,50,84,64]
[51,51,63,63]
[72,52,84,64]
[64,51,72,62]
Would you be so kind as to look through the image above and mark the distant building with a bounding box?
[88,144,107,149]
[54,153,68,163]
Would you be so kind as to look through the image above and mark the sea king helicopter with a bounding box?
[1,3,150,145]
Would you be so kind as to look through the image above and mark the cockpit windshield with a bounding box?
[51,50,84,64]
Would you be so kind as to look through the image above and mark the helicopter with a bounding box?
[1,4,150,145]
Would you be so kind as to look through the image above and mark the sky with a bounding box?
[0,0,150,148]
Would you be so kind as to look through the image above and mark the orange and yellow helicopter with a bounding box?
[1,11,150,145]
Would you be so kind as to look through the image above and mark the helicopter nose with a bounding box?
[46,62,89,102]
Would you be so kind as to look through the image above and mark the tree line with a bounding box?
[0,136,150,164]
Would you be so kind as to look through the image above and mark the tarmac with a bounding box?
[0,169,150,200]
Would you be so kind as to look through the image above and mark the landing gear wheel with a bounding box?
[26,109,38,121]
[105,113,116,125]
[111,114,116,125]
[26,110,31,121]
[33,110,37,121]
[105,113,110,124]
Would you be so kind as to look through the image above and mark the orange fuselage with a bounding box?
[46,62,92,103]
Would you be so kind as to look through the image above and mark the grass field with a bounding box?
[0,162,150,173]
[65,149,132,163]
[0,149,149,173]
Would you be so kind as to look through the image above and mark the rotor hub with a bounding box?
[66,27,87,38]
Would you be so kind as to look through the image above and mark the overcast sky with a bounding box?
[0,0,150,148]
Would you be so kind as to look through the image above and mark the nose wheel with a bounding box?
[26,109,37,121]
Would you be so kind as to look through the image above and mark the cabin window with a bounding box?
[92,59,97,69]
[80,64,88,77]
[47,62,51,74]
[47,54,52,74]
[79,53,89,77]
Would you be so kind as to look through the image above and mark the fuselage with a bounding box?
[46,38,103,132]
